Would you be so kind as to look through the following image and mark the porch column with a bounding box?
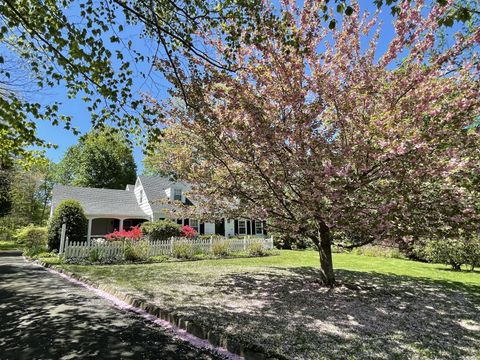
[119,219,124,231]
[87,218,92,245]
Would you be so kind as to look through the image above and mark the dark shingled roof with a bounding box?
[51,184,149,218]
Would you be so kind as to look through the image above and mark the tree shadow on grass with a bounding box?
[0,253,221,360]
[435,267,480,275]
[169,266,480,359]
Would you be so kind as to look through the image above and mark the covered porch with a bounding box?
[87,216,150,241]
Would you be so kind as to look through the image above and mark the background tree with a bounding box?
[152,1,480,286]
[0,160,13,216]
[0,153,55,241]
[56,127,137,189]
[3,155,56,225]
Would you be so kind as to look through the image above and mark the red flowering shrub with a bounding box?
[180,225,197,238]
[105,226,143,241]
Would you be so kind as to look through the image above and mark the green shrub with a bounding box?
[88,248,100,263]
[418,236,480,271]
[123,240,149,262]
[272,233,313,250]
[0,225,15,242]
[48,199,87,251]
[212,240,231,257]
[172,241,195,259]
[0,215,27,241]
[247,241,267,256]
[141,220,181,240]
[350,245,404,259]
[16,225,48,256]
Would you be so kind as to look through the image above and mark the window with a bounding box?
[190,219,199,232]
[238,220,246,235]
[255,221,263,235]
[139,189,143,204]
[173,188,182,201]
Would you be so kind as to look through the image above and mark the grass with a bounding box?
[0,240,20,251]
[57,250,480,359]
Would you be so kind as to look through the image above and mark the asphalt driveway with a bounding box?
[0,251,225,360]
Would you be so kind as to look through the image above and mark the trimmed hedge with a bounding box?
[48,199,87,251]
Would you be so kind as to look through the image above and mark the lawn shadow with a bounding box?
[435,267,480,275]
[0,253,220,360]
[170,266,480,359]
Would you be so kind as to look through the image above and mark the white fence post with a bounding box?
[65,236,69,255]
[59,223,66,255]
[61,234,273,261]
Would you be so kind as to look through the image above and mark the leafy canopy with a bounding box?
[56,127,137,189]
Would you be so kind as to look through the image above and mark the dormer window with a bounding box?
[173,188,182,201]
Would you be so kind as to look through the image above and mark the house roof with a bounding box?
[138,176,191,212]
[125,184,134,191]
[51,184,149,218]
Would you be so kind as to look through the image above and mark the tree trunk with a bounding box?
[318,223,335,287]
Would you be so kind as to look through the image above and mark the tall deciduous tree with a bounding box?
[0,154,56,225]
[0,0,276,159]
[152,1,480,286]
[56,127,137,189]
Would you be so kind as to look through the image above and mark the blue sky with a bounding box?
[31,1,452,173]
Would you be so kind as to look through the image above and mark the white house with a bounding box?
[50,175,267,241]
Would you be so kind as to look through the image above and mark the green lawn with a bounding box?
[58,250,480,359]
[0,240,20,251]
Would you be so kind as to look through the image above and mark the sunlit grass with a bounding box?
[0,240,19,251]
[58,250,480,359]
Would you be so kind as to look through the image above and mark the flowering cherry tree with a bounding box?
[152,0,480,286]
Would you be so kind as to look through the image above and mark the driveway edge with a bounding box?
[30,258,283,360]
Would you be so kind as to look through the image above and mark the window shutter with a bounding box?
[263,220,267,235]
[252,220,256,235]
[200,222,205,235]
[247,220,251,235]
[177,219,182,225]
[184,218,189,226]
[234,219,238,235]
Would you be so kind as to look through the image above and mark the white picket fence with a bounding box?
[63,236,274,260]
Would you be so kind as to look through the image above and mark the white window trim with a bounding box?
[190,219,199,232]
[255,221,263,235]
[139,189,143,204]
[238,220,247,235]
